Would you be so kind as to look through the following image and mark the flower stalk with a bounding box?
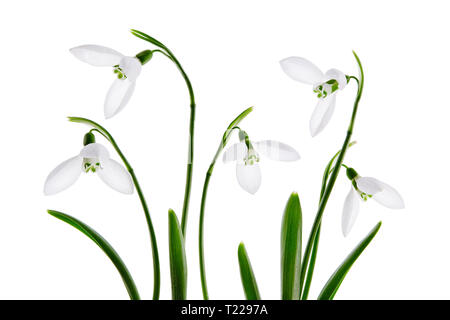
[198,107,253,300]
[67,117,161,300]
[299,51,364,298]
[130,29,195,237]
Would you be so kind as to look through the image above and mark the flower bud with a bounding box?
[83,132,96,146]
[136,50,153,65]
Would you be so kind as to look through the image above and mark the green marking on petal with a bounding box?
[314,79,340,98]
[113,66,127,80]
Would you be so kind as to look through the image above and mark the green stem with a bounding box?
[198,107,254,300]
[299,51,364,298]
[301,141,356,299]
[130,29,195,237]
[166,55,195,237]
[301,225,320,300]
[199,147,221,300]
[68,117,160,300]
[159,43,196,237]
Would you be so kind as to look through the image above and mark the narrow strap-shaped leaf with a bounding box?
[168,209,187,300]
[238,242,261,300]
[281,192,302,300]
[47,209,140,300]
[318,221,382,300]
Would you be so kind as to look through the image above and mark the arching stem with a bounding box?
[69,117,161,300]
[299,51,365,299]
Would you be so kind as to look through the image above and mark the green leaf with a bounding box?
[281,192,302,300]
[237,242,261,300]
[168,209,187,300]
[318,221,382,300]
[47,209,140,300]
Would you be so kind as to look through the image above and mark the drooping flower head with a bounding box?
[222,130,300,194]
[44,132,134,195]
[280,57,348,137]
[342,167,404,236]
[70,45,152,119]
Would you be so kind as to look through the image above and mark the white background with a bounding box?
[0,0,447,300]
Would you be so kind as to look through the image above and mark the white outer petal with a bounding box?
[279,57,324,85]
[342,187,360,237]
[370,179,405,209]
[236,163,261,194]
[104,79,136,119]
[254,140,300,161]
[97,159,134,194]
[355,176,383,195]
[79,143,110,163]
[222,142,247,163]
[325,68,347,90]
[44,156,83,195]
[310,94,336,137]
[69,45,124,66]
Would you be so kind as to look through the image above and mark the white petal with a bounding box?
[79,143,110,163]
[97,159,134,194]
[70,45,124,66]
[254,140,300,161]
[222,142,247,163]
[236,163,261,194]
[342,188,360,237]
[370,179,405,209]
[44,156,82,195]
[119,57,142,82]
[310,94,336,137]
[325,68,347,90]
[355,176,383,195]
[104,79,136,119]
[279,57,324,85]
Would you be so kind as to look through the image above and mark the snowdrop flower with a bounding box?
[342,167,404,237]
[44,138,134,196]
[222,131,300,194]
[70,45,152,119]
[280,57,348,137]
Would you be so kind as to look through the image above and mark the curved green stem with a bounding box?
[299,51,364,299]
[301,141,356,299]
[199,161,215,300]
[198,107,253,300]
[68,117,160,300]
[152,49,173,60]
[130,29,195,237]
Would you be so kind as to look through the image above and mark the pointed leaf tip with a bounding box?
[168,209,187,300]
[318,221,382,300]
[281,192,302,300]
[238,242,261,300]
